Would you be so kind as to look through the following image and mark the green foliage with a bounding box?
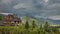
[51,27,60,34]
[25,20,29,29]
[0,21,59,34]
[32,20,36,28]
[44,21,49,28]
[0,14,2,20]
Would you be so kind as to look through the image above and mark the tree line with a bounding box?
[0,20,60,34]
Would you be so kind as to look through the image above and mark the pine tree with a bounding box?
[25,20,29,29]
[38,24,43,34]
[44,21,49,31]
[44,21,51,34]
[32,20,36,29]
[0,14,2,20]
[44,21,49,28]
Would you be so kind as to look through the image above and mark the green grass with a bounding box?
[0,22,59,34]
[0,16,59,34]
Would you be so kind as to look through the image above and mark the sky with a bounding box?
[0,0,60,20]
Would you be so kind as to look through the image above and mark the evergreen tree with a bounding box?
[40,24,43,30]
[44,21,49,31]
[44,21,51,34]
[32,20,36,28]
[0,14,2,20]
[44,21,49,28]
[25,20,29,29]
[38,24,43,34]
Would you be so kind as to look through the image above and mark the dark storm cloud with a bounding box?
[0,0,60,20]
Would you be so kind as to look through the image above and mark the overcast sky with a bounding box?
[0,0,60,20]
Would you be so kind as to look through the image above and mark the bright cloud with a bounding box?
[48,16,60,20]
[42,0,49,5]
[2,0,12,3]
[0,13,13,15]
[47,3,60,9]
[13,3,32,9]
[43,0,49,3]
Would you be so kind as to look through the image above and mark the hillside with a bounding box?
[21,16,40,25]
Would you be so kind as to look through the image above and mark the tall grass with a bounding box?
[0,21,60,34]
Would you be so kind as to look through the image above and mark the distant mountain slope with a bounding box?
[21,16,41,25]
[0,13,60,25]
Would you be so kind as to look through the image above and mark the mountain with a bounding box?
[0,13,60,25]
[21,16,40,25]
